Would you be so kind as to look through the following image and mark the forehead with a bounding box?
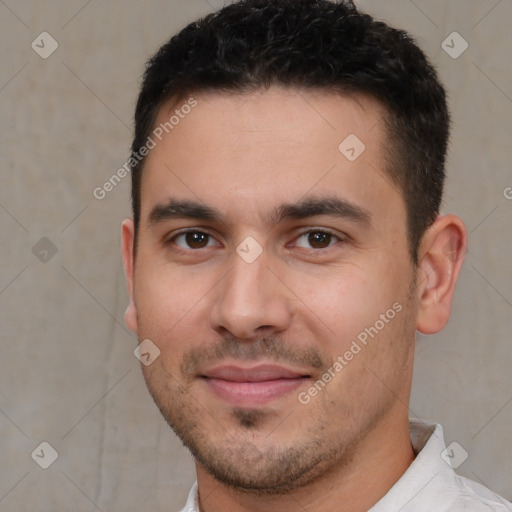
[139,87,404,228]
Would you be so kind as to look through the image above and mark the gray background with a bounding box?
[1,0,511,510]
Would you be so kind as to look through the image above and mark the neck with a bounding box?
[195,412,415,512]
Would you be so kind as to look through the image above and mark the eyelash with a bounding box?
[166,228,345,252]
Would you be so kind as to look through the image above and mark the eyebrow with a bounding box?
[148,195,372,227]
[271,196,372,226]
[149,199,222,225]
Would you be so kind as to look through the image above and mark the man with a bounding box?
[121,0,512,510]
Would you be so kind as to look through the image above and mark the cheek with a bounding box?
[133,258,212,346]
[291,262,405,351]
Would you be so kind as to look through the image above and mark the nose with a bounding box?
[209,249,293,340]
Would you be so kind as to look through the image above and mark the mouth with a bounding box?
[200,364,312,406]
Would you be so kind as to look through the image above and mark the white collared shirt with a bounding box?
[178,419,512,511]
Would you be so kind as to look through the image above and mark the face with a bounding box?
[123,87,420,493]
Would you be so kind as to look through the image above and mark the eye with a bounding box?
[293,230,342,250]
[172,230,218,249]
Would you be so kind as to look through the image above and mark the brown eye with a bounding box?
[308,231,332,248]
[186,232,209,248]
[294,230,340,250]
[173,231,216,249]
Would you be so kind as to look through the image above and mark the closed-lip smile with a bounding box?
[200,364,311,406]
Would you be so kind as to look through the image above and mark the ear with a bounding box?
[121,218,138,334]
[415,214,467,334]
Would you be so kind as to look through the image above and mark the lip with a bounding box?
[203,364,309,382]
[201,364,311,406]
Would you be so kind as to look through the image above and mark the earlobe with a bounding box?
[121,219,138,334]
[416,214,467,334]
[124,300,138,334]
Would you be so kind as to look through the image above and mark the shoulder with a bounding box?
[449,474,512,511]
[371,420,512,512]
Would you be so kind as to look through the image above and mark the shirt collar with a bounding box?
[369,419,459,512]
